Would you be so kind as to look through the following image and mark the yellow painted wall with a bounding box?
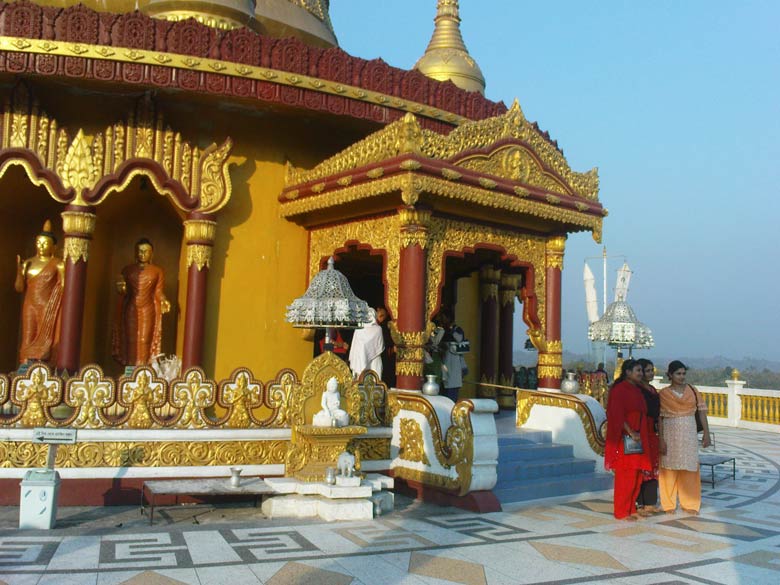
[455,272,481,399]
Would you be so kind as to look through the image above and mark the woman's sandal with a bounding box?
[682,508,699,516]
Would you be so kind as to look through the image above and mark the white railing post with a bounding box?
[726,378,746,427]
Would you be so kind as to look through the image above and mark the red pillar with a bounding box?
[182,215,216,371]
[395,208,430,390]
[478,266,501,398]
[538,236,565,390]
[56,206,96,373]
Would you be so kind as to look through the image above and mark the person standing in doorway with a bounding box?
[437,308,468,401]
[375,306,396,388]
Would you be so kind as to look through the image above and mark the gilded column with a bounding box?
[498,273,521,407]
[395,207,431,391]
[57,206,97,373]
[478,266,501,397]
[182,214,216,370]
[539,235,565,390]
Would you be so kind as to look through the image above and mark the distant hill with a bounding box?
[512,350,780,373]
[512,349,780,390]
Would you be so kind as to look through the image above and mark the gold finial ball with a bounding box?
[414,0,486,94]
[731,368,741,381]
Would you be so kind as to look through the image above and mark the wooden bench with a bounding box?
[699,453,736,487]
[141,478,275,525]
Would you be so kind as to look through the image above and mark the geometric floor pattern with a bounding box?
[1,426,780,584]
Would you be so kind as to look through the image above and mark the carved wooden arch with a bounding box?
[308,214,401,318]
[425,217,547,343]
[0,81,234,214]
[433,243,542,341]
[322,241,392,317]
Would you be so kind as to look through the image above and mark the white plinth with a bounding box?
[261,474,394,521]
[335,475,361,487]
[262,495,373,521]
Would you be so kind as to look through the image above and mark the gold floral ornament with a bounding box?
[12,365,62,428]
[350,370,388,427]
[217,368,264,428]
[64,365,116,428]
[0,373,8,407]
[117,368,167,429]
[264,368,298,428]
[398,419,430,464]
[169,368,216,428]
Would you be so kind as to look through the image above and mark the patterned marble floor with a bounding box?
[1,426,779,585]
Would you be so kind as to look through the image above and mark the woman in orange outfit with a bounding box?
[659,360,711,515]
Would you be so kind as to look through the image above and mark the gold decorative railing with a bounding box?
[0,360,386,431]
[741,394,780,425]
[387,391,476,496]
[701,392,728,419]
[516,388,605,456]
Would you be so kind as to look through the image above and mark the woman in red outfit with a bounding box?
[605,360,653,520]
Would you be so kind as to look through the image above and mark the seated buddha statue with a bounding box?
[312,377,350,427]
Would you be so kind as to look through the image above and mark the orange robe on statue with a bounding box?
[19,257,63,362]
[112,263,165,366]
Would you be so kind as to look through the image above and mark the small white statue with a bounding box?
[152,354,182,383]
[312,377,350,427]
[337,450,355,477]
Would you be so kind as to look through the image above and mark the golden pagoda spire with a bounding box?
[414,0,486,94]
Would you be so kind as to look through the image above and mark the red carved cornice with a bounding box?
[0,1,508,131]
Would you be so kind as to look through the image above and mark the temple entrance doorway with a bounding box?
[440,248,527,400]
[82,176,184,376]
[0,165,64,373]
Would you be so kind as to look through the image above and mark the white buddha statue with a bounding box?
[312,377,350,427]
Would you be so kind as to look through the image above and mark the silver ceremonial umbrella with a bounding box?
[587,299,654,357]
[285,257,370,346]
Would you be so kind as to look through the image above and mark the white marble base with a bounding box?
[335,475,361,487]
[265,477,372,498]
[260,474,395,521]
[262,494,374,521]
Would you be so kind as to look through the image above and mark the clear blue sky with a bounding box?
[331,1,780,362]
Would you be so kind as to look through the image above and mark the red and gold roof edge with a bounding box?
[280,155,604,238]
[0,1,506,130]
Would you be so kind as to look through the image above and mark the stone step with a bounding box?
[496,457,596,484]
[496,442,573,463]
[497,429,552,445]
[493,472,613,504]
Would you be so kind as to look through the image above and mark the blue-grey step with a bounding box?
[496,457,596,484]
[493,422,612,504]
[493,472,613,504]
[497,443,574,462]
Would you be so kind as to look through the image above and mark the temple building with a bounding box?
[0,0,605,506]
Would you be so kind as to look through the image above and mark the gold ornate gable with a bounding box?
[280,100,605,241]
[0,82,233,213]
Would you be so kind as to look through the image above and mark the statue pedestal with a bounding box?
[288,424,366,482]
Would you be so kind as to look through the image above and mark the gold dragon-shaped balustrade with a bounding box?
[516,388,605,456]
[387,391,475,496]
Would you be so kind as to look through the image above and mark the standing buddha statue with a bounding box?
[14,220,65,365]
[112,238,170,367]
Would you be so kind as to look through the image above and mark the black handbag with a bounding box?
[623,432,644,455]
[691,385,704,433]
[622,415,643,455]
